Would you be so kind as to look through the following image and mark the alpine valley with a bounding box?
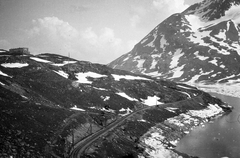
[0,0,238,158]
[109,0,240,98]
[0,49,232,158]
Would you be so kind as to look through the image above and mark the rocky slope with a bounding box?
[0,50,231,158]
[108,0,240,84]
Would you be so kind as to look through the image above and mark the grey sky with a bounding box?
[0,0,203,64]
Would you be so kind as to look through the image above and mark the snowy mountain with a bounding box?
[108,0,240,84]
[0,50,231,158]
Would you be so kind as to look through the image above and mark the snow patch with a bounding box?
[150,59,158,69]
[188,69,214,83]
[119,108,133,116]
[122,57,129,62]
[21,95,28,99]
[209,58,218,66]
[142,95,163,106]
[220,65,225,68]
[185,14,205,31]
[169,49,184,69]
[169,65,185,79]
[194,51,208,60]
[165,107,178,113]
[138,119,148,122]
[140,38,148,44]
[101,108,115,113]
[101,96,110,101]
[116,92,137,101]
[75,72,107,84]
[112,74,150,81]
[0,70,11,77]
[177,85,194,90]
[225,5,240,24]
[136,59,145,69]
[187,104,223,118]
[141,131,180,158]
[1,63,29,68]
[53,70,69,78]
[179,91,191,98]
[160,35,168,49]
[166,113,199,128]
[51,61,77,66]
[214,29,226,39]
[143,71,161,77]
[30,57,51,63]
[90,106,115,113]
[93,87,108,91]
[218,74,236,82]
[147,33,157,47]
[70,105,85,111]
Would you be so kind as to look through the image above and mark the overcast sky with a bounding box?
[0,0,202,64]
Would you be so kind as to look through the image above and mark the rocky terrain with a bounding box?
[0,50,232,158]
[108,0,240,85]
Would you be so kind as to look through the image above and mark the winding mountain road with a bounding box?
[69,91,203,158]
[69,105,154,158]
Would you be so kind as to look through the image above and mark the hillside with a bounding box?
[0,51,231,158]
[108,0,240,85]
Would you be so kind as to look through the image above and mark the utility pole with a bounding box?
[72,125,74,148]
[90,121,92,134]
[68,52,70,72]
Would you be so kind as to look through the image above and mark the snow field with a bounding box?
[140,127,182,158]
[187,18,240,56]
[192,82,240,99]
[140,100,225,158]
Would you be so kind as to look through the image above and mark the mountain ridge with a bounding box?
[0,50,231,157]
[108,0,240,84]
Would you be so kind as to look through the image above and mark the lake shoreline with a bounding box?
[175,93,240,158]
[138,92,230,158]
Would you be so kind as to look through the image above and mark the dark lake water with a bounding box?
[176,93,240,158]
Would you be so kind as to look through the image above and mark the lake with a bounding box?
[175,93,240,158]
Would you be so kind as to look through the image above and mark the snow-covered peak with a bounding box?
[109,0,240,84]
[183,0,240,22]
